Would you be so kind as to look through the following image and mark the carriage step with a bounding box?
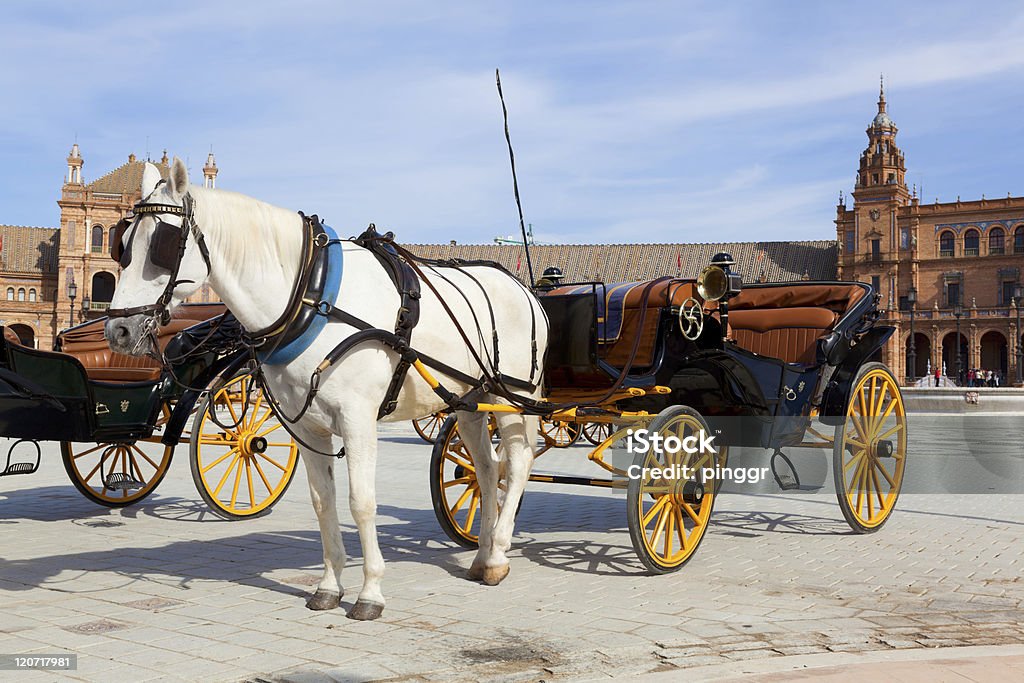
[104,473,145,491]
[1,461,39,476]
[2,440,41,476]
[770,449,801,491]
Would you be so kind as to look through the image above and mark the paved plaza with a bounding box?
[1,418,1023,682]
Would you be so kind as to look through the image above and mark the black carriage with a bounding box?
[0,304,298,518]
[430,254,906,572]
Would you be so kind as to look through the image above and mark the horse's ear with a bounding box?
[168,157,190,200]
[141,162,161,198]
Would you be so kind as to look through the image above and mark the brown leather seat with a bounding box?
[85,367,163,383]
[727,284,866,365]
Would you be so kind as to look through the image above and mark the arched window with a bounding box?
[939,230,955,257]
[1015,226,1024,255]
[108,226,117,253]
[91,225,104,253]
[5,288,13,301]
[964,228,980,256]
[28,289,36,302]
[17,288,25,301]
[989,227,1005,255]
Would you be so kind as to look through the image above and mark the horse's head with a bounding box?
[105,158,212,356]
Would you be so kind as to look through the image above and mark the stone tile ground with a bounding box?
[1,420,1022,681]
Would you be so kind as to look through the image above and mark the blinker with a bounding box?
[110,218,182,272]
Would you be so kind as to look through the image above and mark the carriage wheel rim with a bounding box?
[62,404,173,505]
[194,376,298,516]
[634,413,716,568]
[839,368,907,528]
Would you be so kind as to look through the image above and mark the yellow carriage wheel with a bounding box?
[581,421,613,446]
[833,363,907,533]
[540,418,581,448]
[412,411,449,444]
[61,403,175,508]
[429,415,507,548]
[190,374,299,520]
[626,405,725,574]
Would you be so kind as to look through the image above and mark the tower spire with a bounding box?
[203,148,218,189]
[878,74,886,113]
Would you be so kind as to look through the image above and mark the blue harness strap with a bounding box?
[261,223,343,365]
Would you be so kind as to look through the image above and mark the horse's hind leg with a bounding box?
[479,413,536,586]
[456,412,499,582]
[302,448,347,611]
[341,418,387,621]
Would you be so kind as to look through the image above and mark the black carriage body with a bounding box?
[539,278,889,449]
[0,305,246,446]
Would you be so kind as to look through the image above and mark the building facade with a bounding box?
[0,145,219,350]
[836,85,1023,385]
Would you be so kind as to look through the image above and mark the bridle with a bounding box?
[107,186,212,331]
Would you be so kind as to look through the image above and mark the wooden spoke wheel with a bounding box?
[61,404,174,508]
[412,411,449,444]
[626,405,725,574]
[429,415,509,548]
[833,363,907,533]
[190,373,299,520]
[541,419,581,448]
[581,421,613,446]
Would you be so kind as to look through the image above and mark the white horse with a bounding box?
[105,159,547,620]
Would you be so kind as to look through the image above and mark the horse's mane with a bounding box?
[189,186,303,282]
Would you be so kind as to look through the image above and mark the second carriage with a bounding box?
[430,254,907,572]
[0,304,298,519]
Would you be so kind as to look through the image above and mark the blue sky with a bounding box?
[2,1,1024,244]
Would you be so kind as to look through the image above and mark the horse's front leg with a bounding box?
[302,447,347,611]
[341,418,387,620]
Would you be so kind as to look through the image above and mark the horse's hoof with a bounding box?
[467,561,485,581]
[347,600,385,621]
[306,589,342,611]
[481,564,510,586]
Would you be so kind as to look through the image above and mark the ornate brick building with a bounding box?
[836,84,1023,385]
[0,145,220,350]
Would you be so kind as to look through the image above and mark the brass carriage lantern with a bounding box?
[82,295,91,322]
[66,280,77,329]
[1014,283,1023,385]
[906,286,917,383]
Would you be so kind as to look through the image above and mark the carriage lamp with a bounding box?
[700,252,743,339]
[1014,283,1023,384]
[907,286,917,383]
[82,295,91,321]
[66,281,77,329]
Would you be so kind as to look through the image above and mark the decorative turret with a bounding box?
[203,150,218,189]
[854,76,908,196]
[66,143,83,184]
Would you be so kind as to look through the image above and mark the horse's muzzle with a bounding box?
[104,315,153,357]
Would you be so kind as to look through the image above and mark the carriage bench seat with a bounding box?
[728,284,867,365]
[728,308,837,365]
[551,278,702,369]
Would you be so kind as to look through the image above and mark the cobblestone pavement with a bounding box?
[1,420,1023,682]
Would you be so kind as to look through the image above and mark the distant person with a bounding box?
[935,365,941,387]
[967,368,975,387]
[535,266,566,290]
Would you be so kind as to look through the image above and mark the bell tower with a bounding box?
[203,150,218,189]
[853,77,908,200]
[838,78,912,309]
